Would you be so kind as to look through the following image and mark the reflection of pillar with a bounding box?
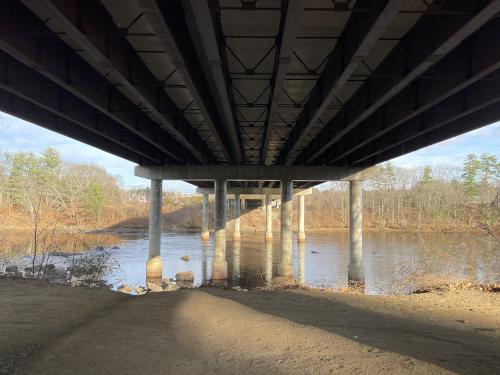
[265,194,273,241]
[298,195,306,242]
[298,241,305,286]
[213,178,228,280]
[201,193,209,240]
[232,241,241,284]
[147,179,162,284]
[264,240,273,284]
[233,194,241,241]
[280,180,293,277]
[201,240,209,284]
[348,180,364,283]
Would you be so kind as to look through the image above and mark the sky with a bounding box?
[0,111,499,192]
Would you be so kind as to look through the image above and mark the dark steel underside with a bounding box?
[0,0,499,188]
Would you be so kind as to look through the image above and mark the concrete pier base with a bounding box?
[265,194,273,241]
[233,194,241,241]
[279,180,293,277]
[201,193,209,241]
[348,180,364,283]
[147,179,163,284]
[298,194,306,242]
[213,178,228,281]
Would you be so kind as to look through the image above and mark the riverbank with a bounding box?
[1,279,499,374]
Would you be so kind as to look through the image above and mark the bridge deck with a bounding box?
[0,0,499,187]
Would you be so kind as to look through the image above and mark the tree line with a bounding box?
[0,148,498,232]
[308,154,499,231]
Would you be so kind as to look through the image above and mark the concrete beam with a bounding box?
[136,165,372,181]
[196,187,312,197]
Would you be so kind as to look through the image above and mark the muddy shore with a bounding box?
[0,279,499,374]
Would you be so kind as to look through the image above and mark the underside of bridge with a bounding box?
[0,0,499,189]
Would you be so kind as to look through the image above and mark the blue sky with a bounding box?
[0,111,498,192]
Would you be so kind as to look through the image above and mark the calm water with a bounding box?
[5,231,498,294]
[105,231,498,294]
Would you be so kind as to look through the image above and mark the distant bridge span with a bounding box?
[1,0,500,282]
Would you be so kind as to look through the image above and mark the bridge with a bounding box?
[1,0,499,285]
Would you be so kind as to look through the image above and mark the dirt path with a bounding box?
[0,279,499,374]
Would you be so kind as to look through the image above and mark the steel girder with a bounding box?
[260,0,304,164]
[183,0,243,164]
[0,89,149,164]
[320,19,500,165]
[350,78,500,166]
[366,101,500,166]
[136,0,237,163]
[0,51,166,164]
[20,0,216,164]
[276,0,404,164]
[0,0,195,164]
[295,0,500,165]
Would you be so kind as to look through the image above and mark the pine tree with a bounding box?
[461,154,479,198]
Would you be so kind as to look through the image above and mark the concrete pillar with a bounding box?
[146,179,162,285]
[264,240,273,284]
[265,194,273,241]
[233,193,241,241]
[232,241,241,284]
[348,180,364,283]
[298,195,306,242]
[279,179,293,277]
[298,241,305,286]
[213,178,228,280]
[201,193,209,241]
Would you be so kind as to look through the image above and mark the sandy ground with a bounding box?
[0,279,499,375]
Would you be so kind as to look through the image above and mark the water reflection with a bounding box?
[4,231,498,295]
[124,232,498,293]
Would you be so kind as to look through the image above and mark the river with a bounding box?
[3,231,498,294]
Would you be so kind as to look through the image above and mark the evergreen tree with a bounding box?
[461,154,479,198]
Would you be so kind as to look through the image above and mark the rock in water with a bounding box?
[5,265,18,273]
[175,271,194,282]
[117,284,132,294]
[180,255,190,262]
[146,282,163,293]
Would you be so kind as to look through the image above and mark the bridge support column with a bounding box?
[146,179,162,285]
[348,180,364,283]
[201,193,209,241]
[213,178,228,281]
[265,194,273,241]
[298,195,306,242]
[279,180,293,277]
[233,193,241,241]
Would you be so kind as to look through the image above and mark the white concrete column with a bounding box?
[265,194,273,241]
[213,178,228,280]
[264,240,273,284]
[201,193,209,240]
[298,241,305,286]
[348,180,364,283]
[232,241,241,284]
[298,195,306,242]
[146,179,162,284]
[279,179,293,277]
[233,193,241,241]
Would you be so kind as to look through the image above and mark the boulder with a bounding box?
[135,286,147,295]
[112,246,120,249]
[5,265,18,273]
[117,284,133,294]
[180,255,190,262]
[146,282,163,292]
[175,271,194,282]
[176,280,194,289]
[231,286,248,292]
